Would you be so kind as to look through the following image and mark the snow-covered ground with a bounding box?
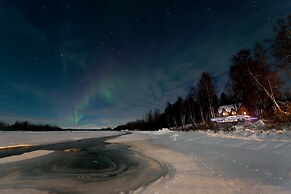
[0,128,290,193]
[129,123,291,193]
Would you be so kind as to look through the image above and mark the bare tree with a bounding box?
[230,47,285,116]
[247,43,283,113]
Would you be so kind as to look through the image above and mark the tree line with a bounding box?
[115,14,291,131]
[0,121,62,131]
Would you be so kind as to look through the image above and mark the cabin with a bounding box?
[217,103,249,117]
[211,104,254,123]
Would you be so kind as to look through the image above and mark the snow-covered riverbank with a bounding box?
[205,120,291,142]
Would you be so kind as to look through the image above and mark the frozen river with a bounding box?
[0,131,166,194]
[0,130,290,193]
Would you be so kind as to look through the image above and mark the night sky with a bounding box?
[0,0,290,128]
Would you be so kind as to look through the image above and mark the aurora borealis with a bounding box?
[0,0,290,128]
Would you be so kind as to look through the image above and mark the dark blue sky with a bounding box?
[0,0,290,128]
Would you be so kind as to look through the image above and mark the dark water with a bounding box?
[0,136,168,193]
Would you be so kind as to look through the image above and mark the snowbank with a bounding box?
[134,128,174,135]
[211,115,257,123]
[206,120,291,142]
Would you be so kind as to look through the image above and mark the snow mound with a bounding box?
[153,128,173,135]
[206,120,291,142]
[134,128,174,135]
[252,120,265,128]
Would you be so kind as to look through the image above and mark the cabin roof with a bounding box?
[217,103,242,113]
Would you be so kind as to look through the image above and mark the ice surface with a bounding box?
[0,131,124,147]
[0,131,166,194]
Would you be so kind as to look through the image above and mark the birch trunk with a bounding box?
[246,65,284,113]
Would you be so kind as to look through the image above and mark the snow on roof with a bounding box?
[217,103,242,113]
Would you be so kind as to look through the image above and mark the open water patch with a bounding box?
[0,136,168,193]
